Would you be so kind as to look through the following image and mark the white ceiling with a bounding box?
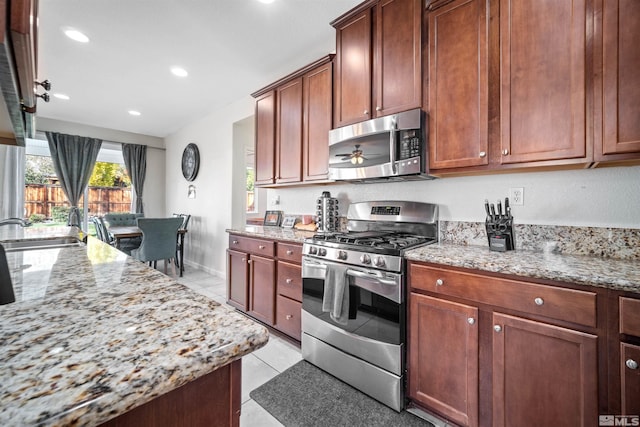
[36,0,361,138]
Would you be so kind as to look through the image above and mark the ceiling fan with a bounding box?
[335,144,366,164]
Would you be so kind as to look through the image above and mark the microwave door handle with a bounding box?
[389,116,397,175]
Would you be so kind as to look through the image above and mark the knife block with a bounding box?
[485,222,516,252]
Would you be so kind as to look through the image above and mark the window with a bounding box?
[246,148,257,213]
[24,138,131,230]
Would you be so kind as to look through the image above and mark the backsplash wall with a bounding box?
[266,165,640,229]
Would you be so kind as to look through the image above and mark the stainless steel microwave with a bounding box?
[327,108,433,182]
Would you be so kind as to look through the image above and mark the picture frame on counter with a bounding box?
[281,215,297,229]
[263,210,283,227]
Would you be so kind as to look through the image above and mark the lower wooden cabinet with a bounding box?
[227,234,302,341]
[621,343,640,415]
[409,294,478,427]
[492,313,598,427]
[408,261,601,426]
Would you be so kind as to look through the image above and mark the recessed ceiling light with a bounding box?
[64,29,90,43]
[256,0,275,3]
[53,93,70,100]
[171,67,188,77]
[128,110,141,116]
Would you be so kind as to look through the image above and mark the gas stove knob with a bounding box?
[373,257,386,268]
[337,250,348,260]
[318,248,327,257]
[308,246,318,255]
[360,254,371,265]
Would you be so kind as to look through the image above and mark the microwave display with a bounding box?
[398,130,421,160]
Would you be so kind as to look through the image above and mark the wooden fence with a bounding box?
[24,184,132,219]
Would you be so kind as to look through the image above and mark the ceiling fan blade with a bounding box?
[340,155,352,160]
[335,153,354,157]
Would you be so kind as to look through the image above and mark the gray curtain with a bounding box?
[122,143,146,214]
[45,132,102,227]
[0,145,25,219]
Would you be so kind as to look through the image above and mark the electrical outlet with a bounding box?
[271,195,280,206]
[509,187,524,206]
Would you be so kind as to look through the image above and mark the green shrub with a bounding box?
[29,213,46,223]
[52,206,71,223]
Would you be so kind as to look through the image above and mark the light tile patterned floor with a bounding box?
[176,266,300,426]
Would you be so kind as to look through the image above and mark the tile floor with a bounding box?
[175,266,298,427]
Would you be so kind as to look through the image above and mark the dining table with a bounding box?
[108,225,188,277]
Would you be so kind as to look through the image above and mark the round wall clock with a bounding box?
[181,143,200,181]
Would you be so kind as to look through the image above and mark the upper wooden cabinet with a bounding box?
[428,0,489,169]
[499,0,588,164]
[595,0,640,162]
[252,56,333,187]
[332,0,422,128]
[427,0,640,173]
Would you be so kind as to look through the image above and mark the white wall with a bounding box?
[36,118,167,217]
[266,165,640,229]
[164,96,255,277]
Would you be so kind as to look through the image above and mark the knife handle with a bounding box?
[484,199,491,220]
[489,204,496,222]
[497,200,503,218]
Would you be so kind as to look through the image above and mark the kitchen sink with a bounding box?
[1,237,83,252]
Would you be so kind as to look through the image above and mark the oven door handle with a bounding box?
[346,268,397,286]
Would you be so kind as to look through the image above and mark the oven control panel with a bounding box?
[303,244,402,273]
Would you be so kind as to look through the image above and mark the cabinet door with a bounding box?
[303,61,332,181]
[374,0,422,117]
[500,0,587,164]
[598,0,640,159]
[428,0,489,169]
[276,77,303,184]
[621,342,640,416]
[255,91,276,186]
[409,294,479,427]
[248,254,276,325]
[492,313,598,427]
[333,8,372,127]
[227,249,248,311]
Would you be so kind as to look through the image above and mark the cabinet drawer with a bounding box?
[410,263,597,328]
[276,295,301,341]
[620,297,640,337]
[277,261,302,302]
[277,242,302,264]
[229,235,275,257]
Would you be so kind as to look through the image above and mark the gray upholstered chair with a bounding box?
[91,216,139,255]
[131,217,183,275]
[103,212,144,227]
[172,213,191,270]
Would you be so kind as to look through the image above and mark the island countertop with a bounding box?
[0,235,269,426]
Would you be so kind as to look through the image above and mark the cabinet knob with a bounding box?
[627,359,639,370]
[467,317,475,325]
[258,245,265,249]
[502,149,509,155]
[534,297,544,306]
[364,110,369,115]
[494,325,502,333]
[286,250,293,255]
[436,278,444,286]
[241,258,246,262]
[376,106,381,111]
[479,151,486,158]
[247,259,252,264]
[233,240,238,244]
[286,278,293,284]
[285,314,293,320]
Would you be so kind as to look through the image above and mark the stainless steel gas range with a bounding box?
[301,200,438,412]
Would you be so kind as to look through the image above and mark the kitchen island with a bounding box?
[0,229,269,426]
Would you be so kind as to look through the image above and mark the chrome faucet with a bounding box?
[0,218,32,227]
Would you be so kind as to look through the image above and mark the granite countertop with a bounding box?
[0,233,269,426]
[226,225,315,244]
[405,243,640,294]
[0,225,81,243]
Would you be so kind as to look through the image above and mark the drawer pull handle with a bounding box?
[479,151,486,158]
[494,325,502,333]
[233,240,239,244]
[534,297,544,306]
[286,278,293,284]
[285,314,293,320]
[258,245,265,249]
[436,279,444,286]
[286,250,293,255]
[627,359,639,370]
[467,317,475,325]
